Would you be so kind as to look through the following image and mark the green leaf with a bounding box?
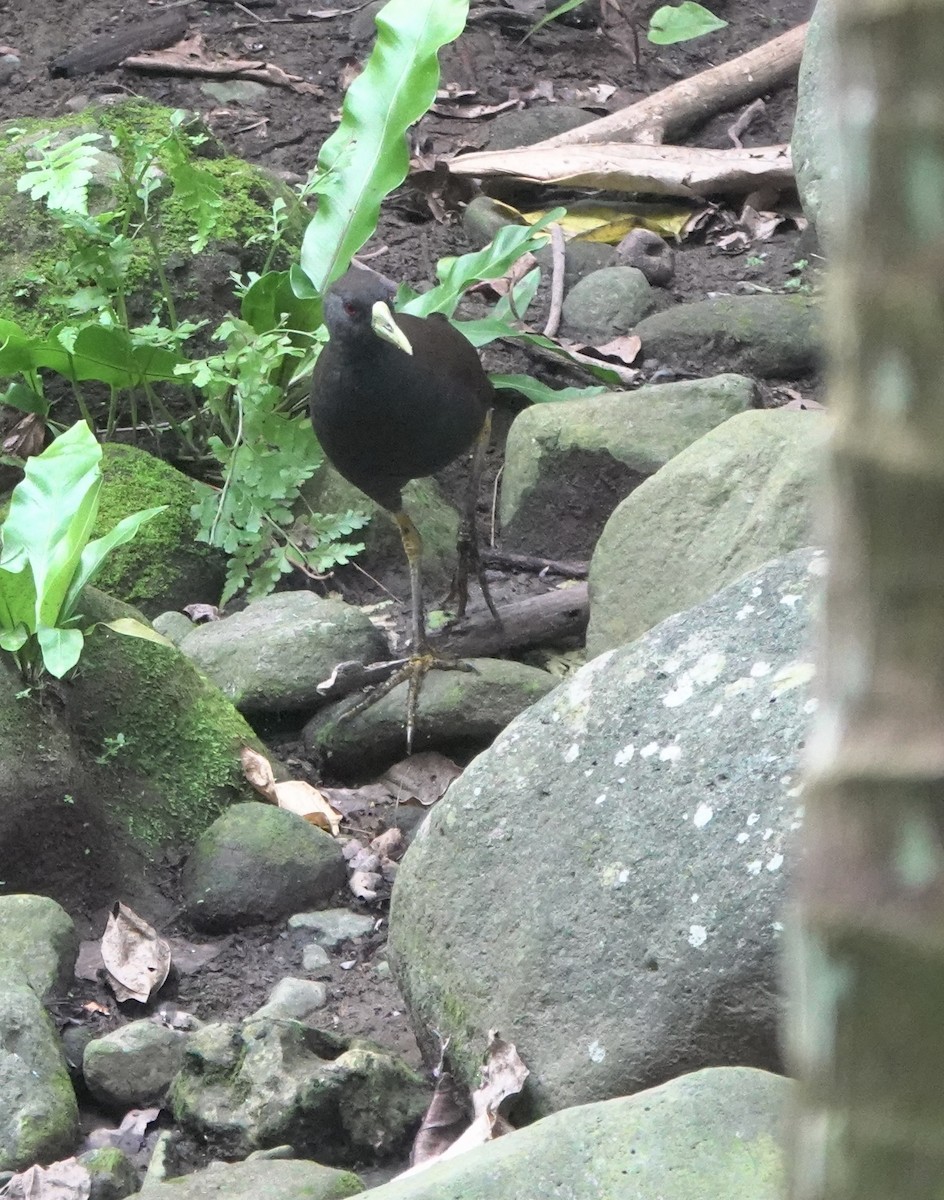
[400,214,563,318]
[58,325,184,386]
[16,132,108,215]
[647,2,727,44]
[0,421,102,631]
[524,0,587,40]
[491,374,609,403]
[101,617,175,647]
[241,270,323,337]
[0,380,48,417]
[61,505,168,620]
[299,0,469,292]
[36,624,84,678]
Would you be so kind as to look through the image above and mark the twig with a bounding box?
[727,98,767,150]
[542,223,566,339]
[481,550,588,579]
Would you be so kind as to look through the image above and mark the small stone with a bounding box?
[301,943,332,976]
[250,977,327,1021]
[288,908,375,947]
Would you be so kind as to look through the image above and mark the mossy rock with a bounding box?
[0,98,306,341]
[65,587,262,851]
[95,443,226,616]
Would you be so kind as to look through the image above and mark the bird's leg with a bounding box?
[448,409,501,624]
[338,508,473,753]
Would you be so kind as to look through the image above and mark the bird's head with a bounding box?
[323,268,413,356]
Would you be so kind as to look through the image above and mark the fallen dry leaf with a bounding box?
[101,902,171,1004]
[123,33,322,95]
[410,1072,468,1166]
[0,1158,91,1200]
[382,752,461,807]
[241,744,277,800]
[273,779,343,836]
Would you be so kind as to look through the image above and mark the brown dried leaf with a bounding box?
[101,903,171,1004]
[0,1158,91,1200]
[273,780,342,836]
[410,1072,468,1166]
[382,752,461,807]
[240,745,278,802]
[123,33,323,94]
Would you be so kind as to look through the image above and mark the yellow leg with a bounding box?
[394,508,427,654]
[451,409,501,623]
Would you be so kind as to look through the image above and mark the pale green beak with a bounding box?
[370,300,413,356]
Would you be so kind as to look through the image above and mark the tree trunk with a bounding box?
[786,2,944,1197]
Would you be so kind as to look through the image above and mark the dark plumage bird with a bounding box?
[310,266,497,743]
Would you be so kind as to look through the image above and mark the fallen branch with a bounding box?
[49,9,188,77]
[481,550,588,579]
[123,32,322,94]
[431,583,588,658]
[449,142,793,200]
[530,23,808,148]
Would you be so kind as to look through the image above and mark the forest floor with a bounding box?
[0,0,816,1164]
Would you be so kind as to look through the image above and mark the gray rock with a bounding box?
[0,894,78,999]
[137,1158,362,1200]
[358,1067,789,1200]
[462,196,525,250]
[587,408,826,654]
[486,105,596,151]
[83,1020,189,1109]
[617,227,676,286]
[792,0,839,245]
[151,611,195,645]
[389,551,820,1115]
[0,980,78,1171]
[288,909,375,947]
[179,591,388,715]
[170,1020,427,1165]
[500,374,757,559]
[305,658,557,776]
[561,266,655,343]
[0,588,261,917]
[77,1146,140,1200]
[302,943,332,975]
[252,977,328,1021]
[633,294,821,378]
[182,804,346,932]
[534,239,619,293]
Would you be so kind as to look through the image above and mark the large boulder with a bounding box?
[587,408,826,655]
[390,550,821,1116]
[792,0,840,245]
[178,591,388,715]
[500,374,756,559]
[357,1067,790,1200]
[0,587,260,912]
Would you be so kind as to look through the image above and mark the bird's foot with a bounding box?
[446,532,502,625]
[338,648,476,753]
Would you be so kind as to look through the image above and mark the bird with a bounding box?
[310,265,498,747]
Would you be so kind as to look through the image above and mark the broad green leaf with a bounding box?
[491,374,608,403]
[36,624,84,678]
[400,213,563,319]
[101,617,175,647]
[648,2,727,44]
[0,380,48,416]
[58,325,184,386]
[0,624,29,653]
[0,563,37,638]
[241,270,323,337]
[0,421,102,629]
[62,505,168,619]
[299,0,469,292]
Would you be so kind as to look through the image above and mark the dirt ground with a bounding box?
[0,0,817,1163]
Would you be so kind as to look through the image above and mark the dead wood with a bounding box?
[481,550,588,579]
[49,9,188,78]
[531,22,808,148]
[431,582,588,658]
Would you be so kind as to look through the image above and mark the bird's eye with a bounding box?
[343,300,358,317]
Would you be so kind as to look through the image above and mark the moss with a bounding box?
[65,587,260,850]
[94,443,225,614]
[0,100,305,342]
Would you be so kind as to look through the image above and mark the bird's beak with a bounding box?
[371,301,413,356]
